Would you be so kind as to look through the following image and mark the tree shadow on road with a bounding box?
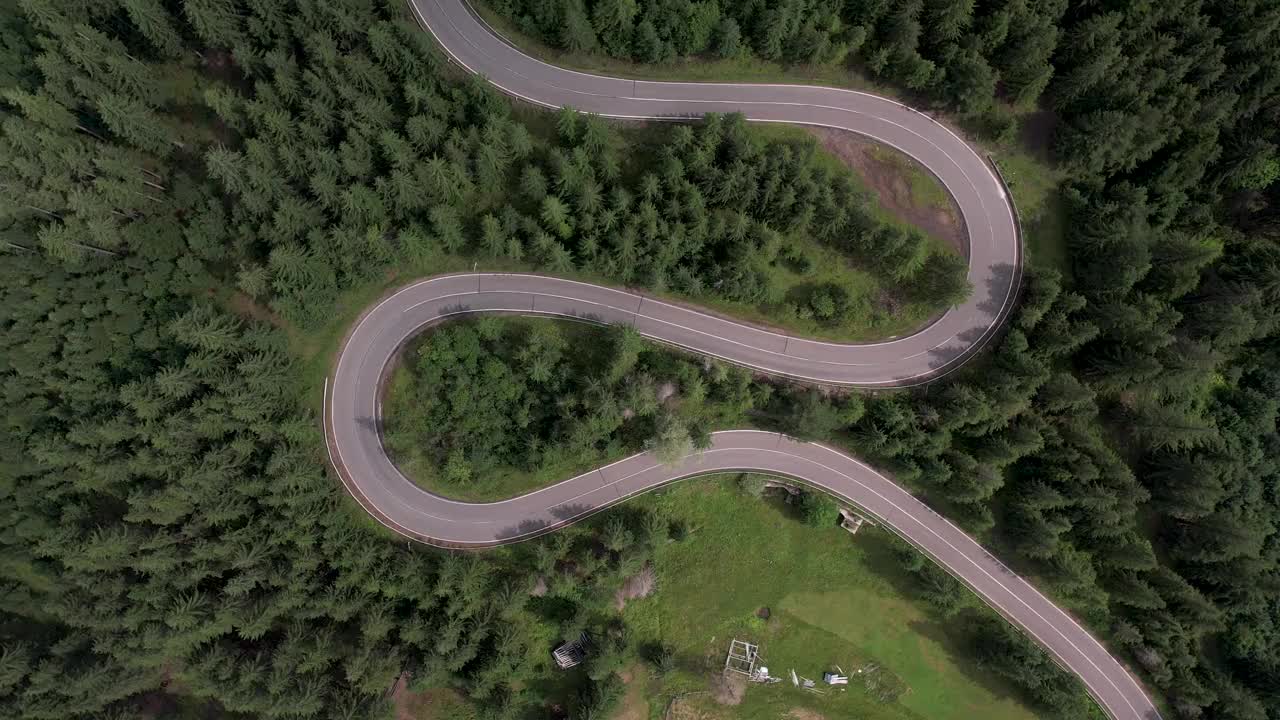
[976,262,1018,319]
[496,502,596,541]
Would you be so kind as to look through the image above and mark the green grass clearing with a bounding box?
[388,480,1055,720]
[992,152,1070,277]
[393,687,478,720]
[623,479,1043,720]
[754,233,943,340]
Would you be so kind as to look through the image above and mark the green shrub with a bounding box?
[797,491,841,527]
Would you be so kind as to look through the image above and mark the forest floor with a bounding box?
[392,686,476,720]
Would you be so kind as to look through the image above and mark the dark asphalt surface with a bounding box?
[320,2,1163,718]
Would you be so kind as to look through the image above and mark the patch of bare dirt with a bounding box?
[391,681,469,720]
[388,672,412,720]
[226,291,288,328]
[709,672,747,706]
[530,574,549,596]
[786,709,827,720]
[612,665,650,720]
[614,563,657,610]
[805,126,967,256]
[667,699,723,720]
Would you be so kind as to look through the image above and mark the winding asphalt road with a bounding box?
[321,1,1162,718]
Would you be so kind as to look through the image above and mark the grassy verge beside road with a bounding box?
[993,154,1069,276]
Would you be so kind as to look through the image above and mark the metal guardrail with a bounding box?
[988,153,1028,297]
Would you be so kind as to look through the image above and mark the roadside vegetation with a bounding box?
[208,56,973,338]
[383,317,766,501]
[481,0,1053,146]
[2,1,1280,720]
[473,0,1071,273]
[866,145,953,213]
[629,480,1081,720]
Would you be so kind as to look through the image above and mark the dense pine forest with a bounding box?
[1,0,1279,719]
[384,319,758,494]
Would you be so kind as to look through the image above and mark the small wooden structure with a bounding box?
[723,639,759,677]
[839,508,875,535]
[552,633,591,669]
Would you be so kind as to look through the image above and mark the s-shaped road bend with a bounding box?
[322,0,1162,718]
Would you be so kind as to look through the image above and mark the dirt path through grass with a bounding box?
[806,127,966,256]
